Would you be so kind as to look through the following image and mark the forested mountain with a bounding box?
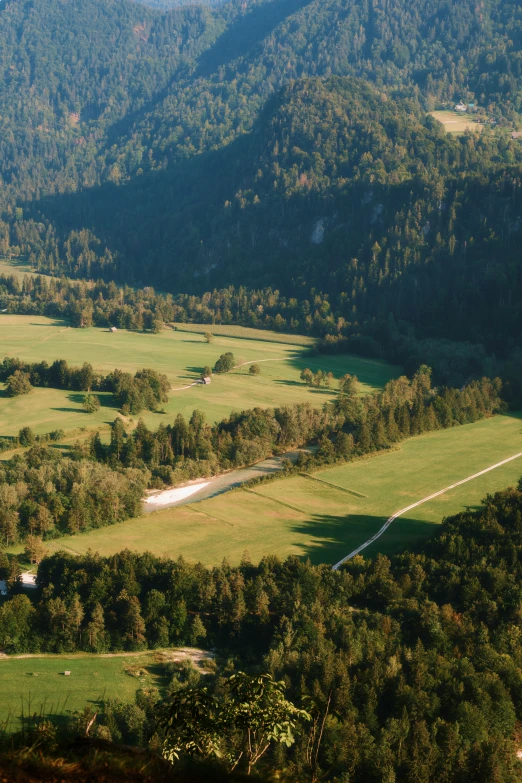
[3,0,522,356]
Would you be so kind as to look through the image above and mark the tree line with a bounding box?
[0,356,170,415]
[86,369,503,491]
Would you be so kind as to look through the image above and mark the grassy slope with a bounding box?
[44,414,522,567]
[0,315,397,436]
[0,653,169,729]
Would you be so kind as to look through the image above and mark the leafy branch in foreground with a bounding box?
[157,672,310,775]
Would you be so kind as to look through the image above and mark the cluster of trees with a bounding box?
[0,274,174,331]
[4,485,522,779]
[0,445,146,545]
[300,368,335,389]
[104,368,170,415]
[213,352,236,373]
[0,356,170,414]
[0,427,65,454]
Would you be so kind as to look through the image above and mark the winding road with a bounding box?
[332,450,522,571]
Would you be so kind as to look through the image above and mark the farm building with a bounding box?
[196,377,212,385]
[511,132,522,140]
[454,102,467,112]
[109,326,118,333]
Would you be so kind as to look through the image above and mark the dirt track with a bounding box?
[332,450,522,570]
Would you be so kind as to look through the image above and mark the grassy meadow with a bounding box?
[0,257,45,281]
[430,110,484,134]
[0,315,398,437]
[0,652,170,729]
[41,413,522,567]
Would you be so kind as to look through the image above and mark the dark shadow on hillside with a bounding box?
[21,89,401,294]
[25,89,516,331]
[290,512,442,566]
[194,0,314,78]
[25,132,251,290]
[101,0,314,149]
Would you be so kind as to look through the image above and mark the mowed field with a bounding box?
[430,110,484,134]
[0,652,170,729]
[0,315,398,437]
[45,414,522,567]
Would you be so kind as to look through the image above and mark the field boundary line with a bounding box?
[332,450,522,571]
[191,507,234,526]
[300,473,367,498]
[243,488,306,515]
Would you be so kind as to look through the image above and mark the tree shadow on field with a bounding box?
[273,379,303,388]
[51,391,120,414]
[186,366,209,374]
[291,512,440,566]
[28,321,67,327]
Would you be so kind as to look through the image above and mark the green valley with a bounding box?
[35,413,522,567]
[0,315,397,438]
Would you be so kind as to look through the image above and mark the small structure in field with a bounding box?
[109,326,118,333]
[64,671,71,676]
[203,376,211,385]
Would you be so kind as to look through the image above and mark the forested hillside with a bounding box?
[5,487,522,780]
[3,0,522,359]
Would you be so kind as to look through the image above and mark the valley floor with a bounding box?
[32,413,522,567]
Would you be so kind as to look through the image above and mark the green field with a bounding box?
[0,257,45,281]
[429,110,484,134]
[41,413,522,567]
[0,652,170,729]
[0,315,398,437]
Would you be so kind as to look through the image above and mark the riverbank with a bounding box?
[142,449,309,511]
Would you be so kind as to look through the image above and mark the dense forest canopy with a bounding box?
[2,0,522,366]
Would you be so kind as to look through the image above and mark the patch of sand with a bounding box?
[144,481,210,508]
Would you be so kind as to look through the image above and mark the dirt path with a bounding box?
[40,326,70,342]
[170,357,288,391]
[0,646,213,665]
[332,450,522,570]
